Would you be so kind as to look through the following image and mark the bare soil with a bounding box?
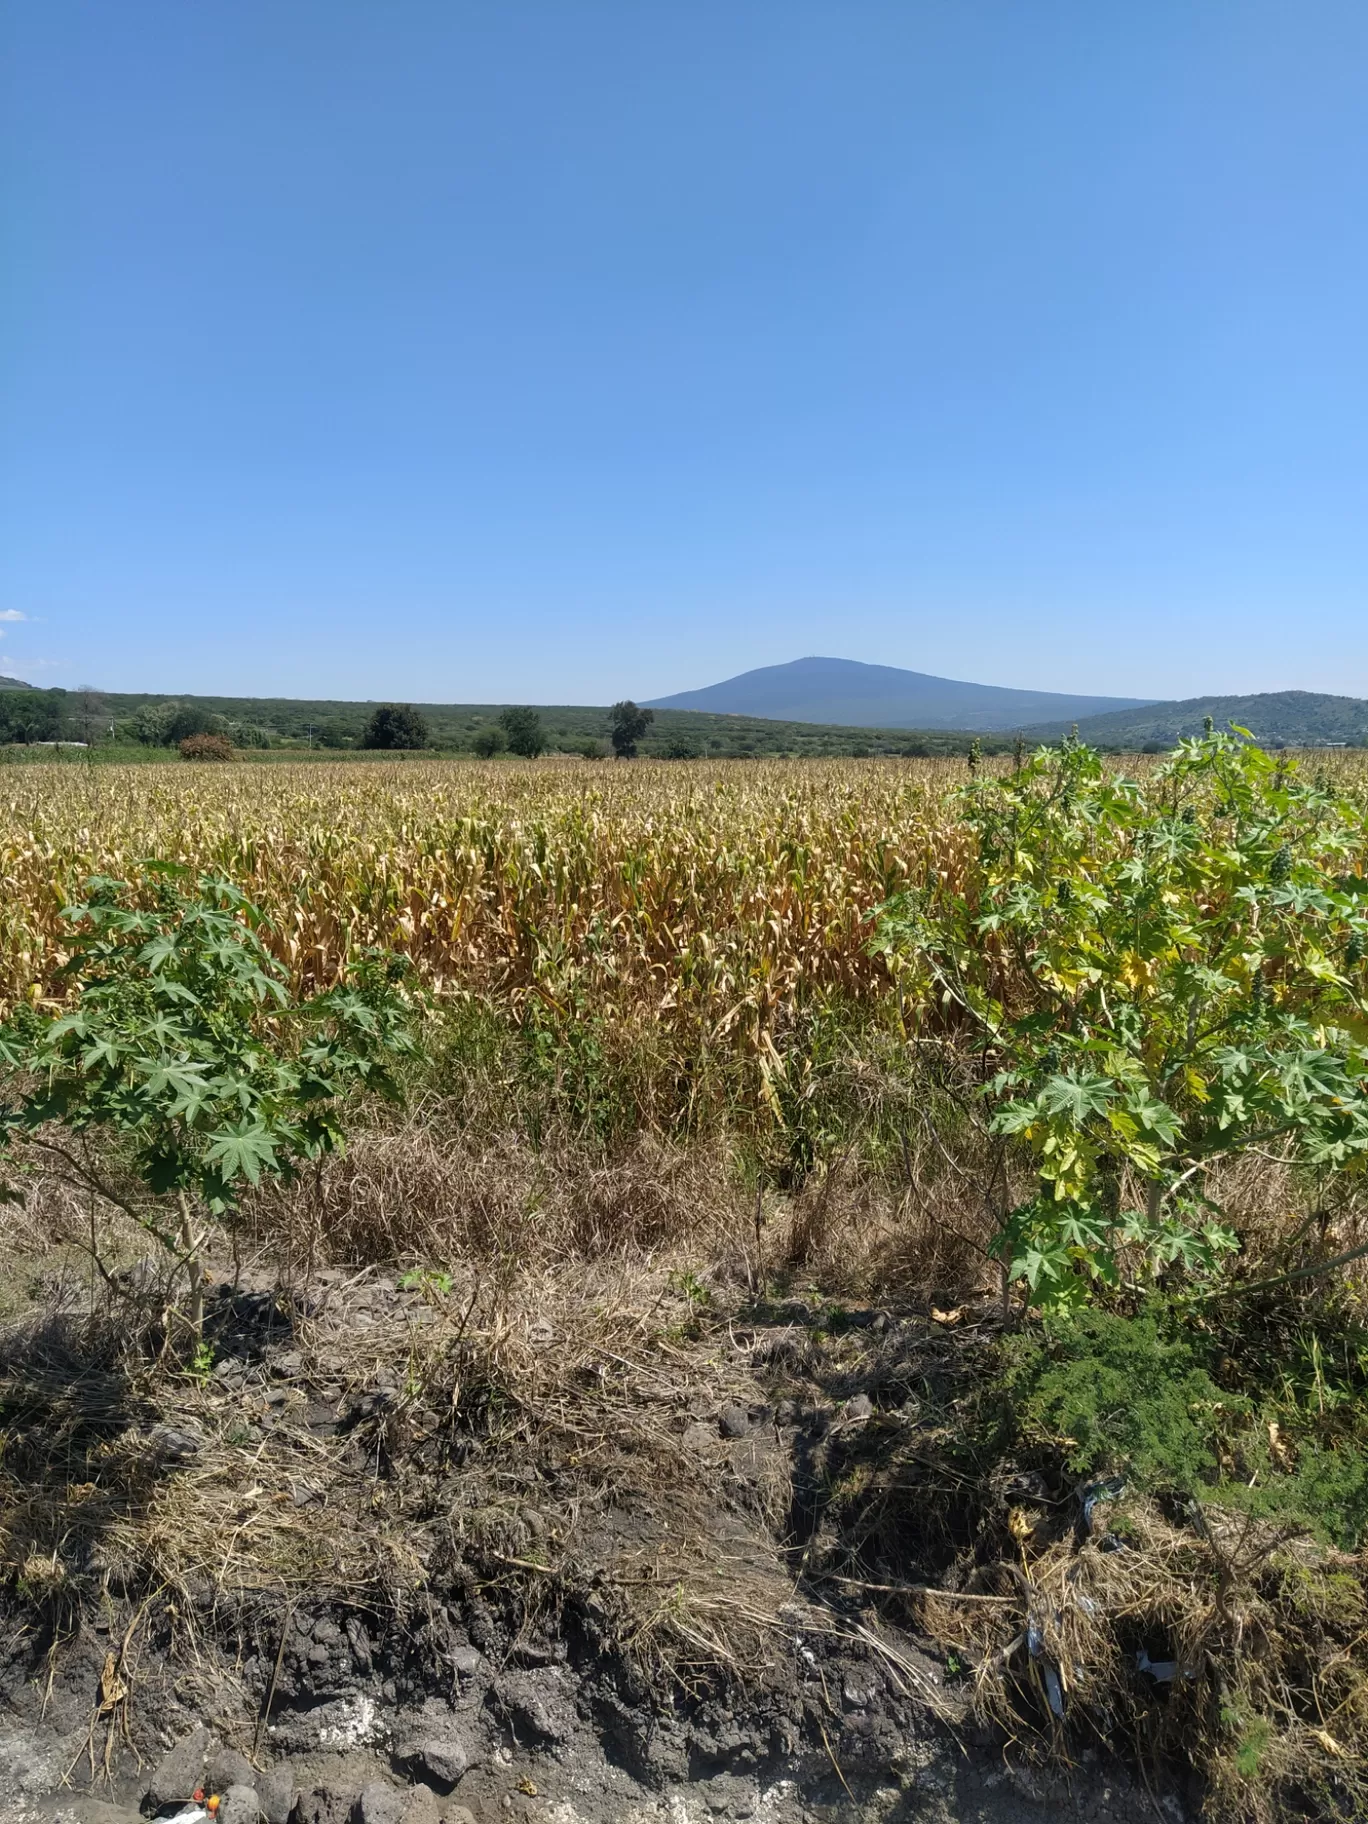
[0,1251,1177,1824]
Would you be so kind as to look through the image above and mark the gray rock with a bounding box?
[447,1644,481,1679]
[496,1669,575,1744]
[845,1393,874,1420]
[296,1789,356,1824]
[257,1764,297,1824]
[439,1810,476,1824]
[144,1723,216,1809]
[682,1421,717,1452]
[400,1732,468,1787]
[718,1403,751,1438]
[399,1790,446,1824]
[148,1423,204,1461]
[218,1783,263,1824]
[355,1781,406,1824]
[700,1774,759,1817]
[208,1747,257,1792]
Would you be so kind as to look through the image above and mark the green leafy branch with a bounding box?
[875,728,1368,1306]
[0,864,417,1330]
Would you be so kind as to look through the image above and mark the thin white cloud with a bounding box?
[0,611,25,623]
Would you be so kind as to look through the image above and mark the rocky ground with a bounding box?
[1,1253,1199,1824]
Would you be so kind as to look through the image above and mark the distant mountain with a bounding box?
[646,656,1152,732]
[0,675,33,691]
[1022,690,1368,748]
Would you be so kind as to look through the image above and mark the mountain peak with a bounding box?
[646,656,1151,732]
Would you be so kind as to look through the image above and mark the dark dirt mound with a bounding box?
[0,1255,1203,1824]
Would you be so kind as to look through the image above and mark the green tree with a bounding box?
[128,702,178,746]
[0,690,63,745]
[608,700,654,759]
[165,705,218,745]
[875,729,1368,1307]
[0,867,415,1334]
[471,723,506,758]
[361,704,428,750]
[499,706,546,757]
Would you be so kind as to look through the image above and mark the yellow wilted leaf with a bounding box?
[1008,1507,1034,1548]
[1118,952,1154,992]
[99,1651,127,1713]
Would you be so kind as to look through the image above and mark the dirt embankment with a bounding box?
[0,1247,1186,1824]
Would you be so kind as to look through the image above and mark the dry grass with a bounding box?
[914,1495,1368,1823]
[0,1242,899,1737]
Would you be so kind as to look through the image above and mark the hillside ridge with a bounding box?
[1022,688,1368,747]
[646,653,1152,730]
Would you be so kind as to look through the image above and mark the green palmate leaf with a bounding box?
[1039,1072,1116,1121]
[204,1121,279,1183]
[0,867,417,1289]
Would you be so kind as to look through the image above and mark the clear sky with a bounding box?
[4,2,1367,704]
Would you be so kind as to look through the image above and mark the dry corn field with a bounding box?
[0,756,979,1045]
[6,748,1368,1076]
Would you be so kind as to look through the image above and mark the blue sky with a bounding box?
[4,2,1367,704]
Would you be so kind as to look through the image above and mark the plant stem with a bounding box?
[178,1190,203,1336]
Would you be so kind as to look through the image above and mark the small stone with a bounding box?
[218,1783,264,1824]
[401,1733,469,1788]
[144,1724,216,1809]
[682,1422,717,1452]
[496,1670,574,1744]
[448,1644,481,1678]
[440,1809,477,1824]
[355,1781,406,1824]
[257,1765,297,1824]
[399,1789,444,1824]
[148,1423,203,1461]
[845,1393,874,1420]
[296,1788,356,1824]
[718,1403,751,1438]
[700,1774,758,1816]
[208,1746,257,1792]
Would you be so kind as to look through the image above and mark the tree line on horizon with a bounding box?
[6,681,1368,760]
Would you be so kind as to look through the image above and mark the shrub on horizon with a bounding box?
[179,732,235,762]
